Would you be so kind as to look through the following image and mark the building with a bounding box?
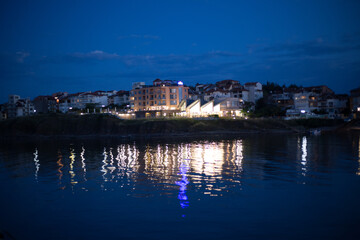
[269,88,297,110]
[350,87,360,119]
[319,94,349,118]
[6,95,35,118]
[33,95,57,114]
[58,91,112,112]
[108,90,130,106]
[0,104,7,120]
[130,79,190,117]
[179,97,243,118]
[244,82,263,103]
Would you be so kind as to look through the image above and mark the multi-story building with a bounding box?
[6,95,35,118]
[130,79,190,117]
[33,95,57,114]
[244,82,263,103]
[319,94,348,118]
[108,90,130,106]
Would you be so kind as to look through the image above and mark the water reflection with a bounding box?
[57,150,64,187]
[301,136,307,176]
[69,148,77,185]
[33,148,39,181]
[81,147,87,181]
[25,136,359,200]
[175,161,189,209]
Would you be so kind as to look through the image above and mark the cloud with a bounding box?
[260,39,360,59]
[69,50,119,60]
[15,51,30,63]
[118,34,160,40]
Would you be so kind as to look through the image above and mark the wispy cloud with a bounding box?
[260,38,360,59]
[15,51,30,63]
[118,34,160,40]
[70,50,119,60]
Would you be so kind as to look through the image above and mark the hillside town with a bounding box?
[1,79,360,120]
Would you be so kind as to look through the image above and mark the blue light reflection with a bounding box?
[176,161,190,209]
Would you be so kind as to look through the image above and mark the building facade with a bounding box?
[130,79,190,114]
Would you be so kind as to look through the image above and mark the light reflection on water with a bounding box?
[1,134,360,240]
[23,136,360,196]
[33,148,39,181]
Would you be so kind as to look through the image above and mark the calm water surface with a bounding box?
[1,134,360,240]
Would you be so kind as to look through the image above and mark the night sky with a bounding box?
[1,0,360,103]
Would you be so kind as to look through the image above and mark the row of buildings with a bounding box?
[130,79,360,119]
[0,90,130,119]
[130,79,263,118]
[1,78,360,120]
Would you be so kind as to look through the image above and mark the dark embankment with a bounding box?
[0,114,348,139]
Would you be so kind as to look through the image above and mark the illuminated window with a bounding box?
[170,89,176,93]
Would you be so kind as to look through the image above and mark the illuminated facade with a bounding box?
[130,79,190,113]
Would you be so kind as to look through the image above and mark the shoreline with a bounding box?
[0,114,357,142]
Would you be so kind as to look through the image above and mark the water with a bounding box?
[1,133,360,240]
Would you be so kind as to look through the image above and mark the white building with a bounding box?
[244,82,263,103]
[108,91,130,106]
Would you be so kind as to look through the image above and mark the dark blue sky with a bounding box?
[1,0,360,102]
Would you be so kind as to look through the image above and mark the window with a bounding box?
[139,97,141,100]
[138,91,141,94]
[162,94,165,99]
[170,94,176,99]
[170,89,176,93]
[170,100,177,105]
[134,97,137,100]
[139,102,141,106]
[185,89,187,92]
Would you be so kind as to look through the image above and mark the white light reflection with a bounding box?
[108,148,116,182]
[69,148,77,185]
[33,148,40,181]
[101,148,108,183]
[81,146,87,182]
[301,136,307,177]
[235,140,243,172]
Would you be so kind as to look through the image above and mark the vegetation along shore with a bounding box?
[0,114,357,140]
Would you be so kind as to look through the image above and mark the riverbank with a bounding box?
[0,114,352,140]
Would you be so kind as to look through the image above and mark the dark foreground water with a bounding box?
[1,133,360,240]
